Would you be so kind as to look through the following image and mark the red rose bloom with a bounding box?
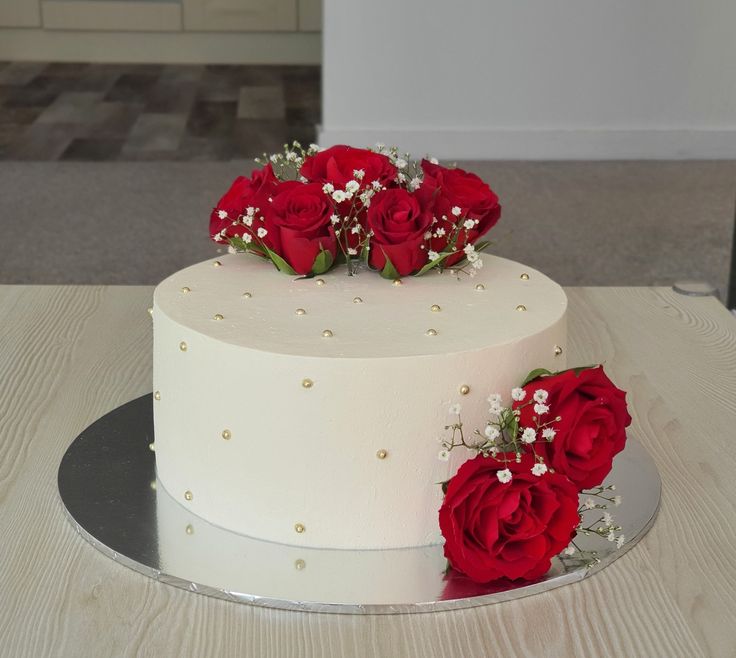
[517,367,632,490]
[269,181,337,275]
[439,453,580,583]
[366,188,432,276]
[300,144,398,190]
[209,164,278,245]
[417,160,501,264]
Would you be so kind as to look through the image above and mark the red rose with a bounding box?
[300,145,397,190]
[417,160,501,264]
[366,188,432,276]
[517,367,632,490]
[439,453,580,583]
[269,181,337,275]
[209,164,278,245]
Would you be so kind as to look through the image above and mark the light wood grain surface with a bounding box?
[1,285,735,658]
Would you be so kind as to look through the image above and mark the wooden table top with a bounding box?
[1,285,735,658]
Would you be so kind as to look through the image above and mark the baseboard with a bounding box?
[317,126,736,160]
[0,28,321,65]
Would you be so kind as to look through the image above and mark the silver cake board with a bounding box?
[57,394,661,615]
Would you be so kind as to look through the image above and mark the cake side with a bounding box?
[152,254,567,549]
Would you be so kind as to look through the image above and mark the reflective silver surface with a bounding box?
[58,394,661,614]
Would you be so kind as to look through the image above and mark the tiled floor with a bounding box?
[0,61,319,161]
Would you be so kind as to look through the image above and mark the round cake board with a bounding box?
[58,394,660,615]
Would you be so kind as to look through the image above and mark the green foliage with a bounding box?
[379,252,400,280]
[311,247,334,275]
[263,246,297,275]
[415,251,453,276]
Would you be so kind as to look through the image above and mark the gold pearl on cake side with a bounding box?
[376,449,388,460]
[222,429,231,440]
[475,284,485,291]
[321,329,334,338]
[459,384,470,395]
[353,296,363,304]
[520,273,530,280]
[147,307,153,316]
[516,304,527,312]
[294,523,306,534]
[148,442,155,451]
[242,291,252,298]
[302,378,314,389]
[430,304,441,312]
[154,391,161,401]
[149,480,157,491]
[213,260,222,267]
[184,490,193,501]
[315,278,325,286]
[213,313,224,321]
[295,308,306,315]
[425,328,438,336]
[179,341,188,351]
[554,345,563,356]
[393,278,402,286]
[294,559,306,570]
[185,524,194,535]
[181,286,191,293]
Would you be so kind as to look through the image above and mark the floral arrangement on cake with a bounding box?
[438,365,631,584]
[209,143,501,278]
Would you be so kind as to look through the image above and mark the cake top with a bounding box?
[154,254,567,359]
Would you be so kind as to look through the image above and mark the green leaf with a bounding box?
[415,251,454,276]
[263,246,297,275]
[379,252,400,280]
[228,236,266,258]
[473,240,492,254]
[520,368,554,387]
[311,248,334,275]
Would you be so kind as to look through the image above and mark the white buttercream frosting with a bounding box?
[153,254,567,549]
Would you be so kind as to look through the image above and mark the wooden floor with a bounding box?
[0,61,319,161]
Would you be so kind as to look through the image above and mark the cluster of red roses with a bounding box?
[439,366,631,584]
[209,144,501,277]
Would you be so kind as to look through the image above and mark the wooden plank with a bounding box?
[1,285,734,657]
[41,0,181,32]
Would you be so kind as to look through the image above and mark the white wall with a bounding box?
[319,0,736,159]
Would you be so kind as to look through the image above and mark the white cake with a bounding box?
[152,253,567,550]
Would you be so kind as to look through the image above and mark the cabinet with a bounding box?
[0,0,41,27]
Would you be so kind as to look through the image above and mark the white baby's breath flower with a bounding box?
[451,206,462,217]
[531,462,548,476]
[270,154,279,163]
[350,225,361,234]
[322,183,334,194]
[449,403,462,416]
[511,387,526,402]
[583,498,596,510]
[246,206,256,217]
[438,449,450,462]
[423,232,432,240]
[285,151,297,161]
[534,403,550,415]
[429,157,439,164]
[227,245,237,254]
[298,176,308,183]
[521,428,536,444]
[602,512,614,525]
[563,546,575,556]
[534,389,549,404]
[489,402,503,415]
[542,427,556,441]
[345,180,360,194]
[409,177,422,191]
[347,247,358,256]
[428,250,439,261]
[463,219,475,229]
[330,214,341,225]
[217,209,228,220]
[487,393,502,406]
[257,227,268,238]
[613,495,622,506]
[395,158,408,169]
[471,258,483,270]
[371,180,382,191]
[397,172,406,183]
[484,425,500,440]
[374,142,385,151]
[616,534,625,548]
[243,215,253,227]
[243,233,252,243]
[496,469,512,484]
[332,190,347,203]
[435,227,446,237]
[607,531,616,542]
[308,143,320,152]
[353,168,365,180]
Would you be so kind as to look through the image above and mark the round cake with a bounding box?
[152,253,567,549]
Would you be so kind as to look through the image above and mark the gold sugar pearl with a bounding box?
[213,313,224,321]
[213,261,222,267]
[147,307,153,316]
[149,480,157,490]
[295,308,306,315]
[181,286,191,293]
[148,442,155,451]
[295,559,306,570]
[353,297,363,304]
[430,304,441,312]
[322,329,334,338]
[242,291,252,298]
[520,273,530,281]
[184,490,193,501]
[302,378,314,389]
[516,304,527,312]
[459,384,470,395]
[475,284,485,291]
[425,328,438,336]
[185,524,194,535]
[294,523,306,534]
[554,345,563,356]
[179,341,188,351]
[222,429,231,440]
[154,391,161,401]
[315,278,325,286]
[376,449,388,460]
[393,278,403,286]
